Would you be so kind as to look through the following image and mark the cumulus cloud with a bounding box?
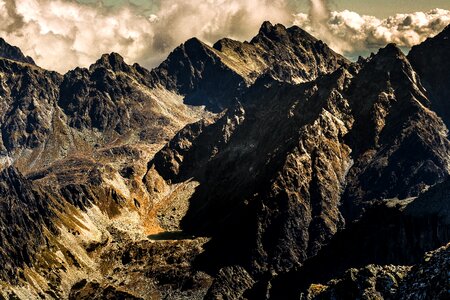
[307,0,334,47]
[295,3,450,57]
[0,0,449,73]
[0,0,293,73]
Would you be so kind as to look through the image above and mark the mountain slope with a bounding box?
[0,57,64,170]
[148,42,450,282]
[0,167,55,283]
[342,44,450,219]
[268,177,450,299]
[408,24,450,129]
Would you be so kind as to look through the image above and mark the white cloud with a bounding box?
[294,8,450,57]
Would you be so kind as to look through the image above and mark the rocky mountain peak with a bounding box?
[359,42,423,100]
[0,37,35,65]
[153,36,246,111]
[254,21,316,44]
[259,20,275,34]
[369,43,409,69]
[378,43,403,57]
[91,52,131,73]
[162,37,210,65]
[151,21,348,111]
[183,37,206,50]
[256,21,289,40]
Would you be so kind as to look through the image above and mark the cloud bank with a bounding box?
[0,0,449,73]
[296,2,450,57]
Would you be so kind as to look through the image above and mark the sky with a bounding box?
[0,0,449,73]
[304,0,450,17]
[80,0,450,18]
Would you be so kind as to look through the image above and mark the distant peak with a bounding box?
[253,21,318,45]
[377,43,405,59]
[100,52,125,64]
[171,37,213,58]
[93,52,130,72]
[258,21,287,36]
[0,37,36,65]
[260,21,274,33]
[367,43,416,80]
[183,37,208,51]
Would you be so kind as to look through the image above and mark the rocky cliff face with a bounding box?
[408,25,450,128]
[0,58,62,160]
[342,44,450,219]
[0,167,55,283]
[267,177,450,299]
[0,20,449,300]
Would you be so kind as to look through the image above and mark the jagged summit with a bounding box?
[0,37,35,65]
[252,20,316,44]
[377,43,403,57]
[91,52,132,72]
[357,43,426,102]
[256,21,289,40]
[259,20,276,34]
[153,21,347,111]
[184,37,206,48]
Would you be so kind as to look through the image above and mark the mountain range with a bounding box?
[0,21,449,299]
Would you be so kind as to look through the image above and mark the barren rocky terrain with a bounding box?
[0,22,449,299]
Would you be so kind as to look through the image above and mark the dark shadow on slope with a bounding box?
[267,181,450,299]
[150,69,354,277]
[147,231,196,241]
